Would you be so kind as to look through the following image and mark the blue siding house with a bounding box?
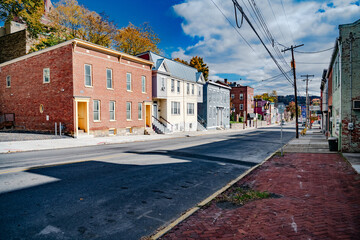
[198,81,231,129]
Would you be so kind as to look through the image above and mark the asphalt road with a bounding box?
[0,125,295,240]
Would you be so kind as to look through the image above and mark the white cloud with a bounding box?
[171,0,360,96]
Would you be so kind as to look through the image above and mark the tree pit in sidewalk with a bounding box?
[214,185,282,210]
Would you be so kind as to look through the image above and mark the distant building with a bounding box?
[322,18,360,152]
[0,0,53,63]
[198,81,231,129]
[229,83,254,123]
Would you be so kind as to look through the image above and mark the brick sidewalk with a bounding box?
[159,153,360,239]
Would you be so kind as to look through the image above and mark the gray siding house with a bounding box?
[198,81,231,129]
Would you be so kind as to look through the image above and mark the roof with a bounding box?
[138,51,204,84]
[0,38,153,67]
[207,80,231,90]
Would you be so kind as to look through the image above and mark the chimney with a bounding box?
[224,79,228,84]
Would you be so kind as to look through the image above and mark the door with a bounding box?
[78,102,87,132]
[146,105,151,127]
[153,104,158,119]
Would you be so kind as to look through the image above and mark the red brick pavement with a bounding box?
[160,153,360,239]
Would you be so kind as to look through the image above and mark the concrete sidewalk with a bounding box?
[0,123,276,154]
[152,127,360,239]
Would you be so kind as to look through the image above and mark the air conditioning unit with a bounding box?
[353,100,360,110]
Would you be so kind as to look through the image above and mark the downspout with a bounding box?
[348,32,353,149]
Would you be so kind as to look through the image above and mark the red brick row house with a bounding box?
[0,39,154,137]
[229,82,254,122]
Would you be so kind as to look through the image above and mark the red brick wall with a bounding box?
[0,45,74,133]
[72,46,152,133]
[230,86,254,117]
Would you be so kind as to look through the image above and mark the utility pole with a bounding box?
[282,44,304,138]
[301,74,314,129]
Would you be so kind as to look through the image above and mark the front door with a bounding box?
[146,105,151,127]
[78,102,87,132]
[153,104,158,119]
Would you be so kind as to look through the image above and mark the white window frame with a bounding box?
[240,104,243,110]
[43,68,50,83]
[141,76,146,93]
[109,101,115,121]
[187,83,190,94]
[138,103,143,120]
[126,73,132,91]
[126,102,132,120]
[187,103,194,115]
[6,75,11,88]
[85,64,92,87]
[177,81,180,93]
[93,100,100,121]
[171,101,180,115]
[240,93,244,100]
[191,84,194,95]
[107,68,113,89]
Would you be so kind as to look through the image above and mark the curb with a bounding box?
[150,145,285,240]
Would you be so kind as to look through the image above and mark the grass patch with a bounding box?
[217,186,271,206]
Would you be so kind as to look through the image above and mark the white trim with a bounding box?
[93,99,101,122]
[43,68,50,83]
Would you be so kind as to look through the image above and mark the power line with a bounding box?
[280,0,295,44]
[294,47,334,54]
[210,0,255,52]
[232,0,294,87]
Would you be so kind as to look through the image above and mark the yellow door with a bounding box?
[146,105,151,127]
[78,102,87,132]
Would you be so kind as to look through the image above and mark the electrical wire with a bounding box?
[232,0,294,87]
[280,0,295,44]
[294,47,334,54]
[210,0,255,52]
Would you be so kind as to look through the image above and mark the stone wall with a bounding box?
[0,30,27,64]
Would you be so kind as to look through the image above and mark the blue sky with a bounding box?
[33,1,360,95]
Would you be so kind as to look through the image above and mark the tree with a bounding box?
[286,101,300,119]
[254,90,278,102]
[0,0,45,38]
[189,56,209,81]
[47,0,116,47]
[113,22,160,55]
[173,58,189,65]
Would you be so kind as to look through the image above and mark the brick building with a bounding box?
[323,19,360,152]
[0,39,153,137]
[229,83,254,122]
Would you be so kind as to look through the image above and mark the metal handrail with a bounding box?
[160,116,173,126]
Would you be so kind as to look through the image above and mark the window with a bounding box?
[138,103,143,119]
[187,103,194,115]
[231,94,234,99]
[109,101,115,121]
[93,100,100,121]
[126,102,131,120]
[85,64,92,86]
[187,83,190,94]
[126,73,132,91]
[198,86,201,96]
[43,68,50,83]
[191,84,195,95]
[240,104,243,110]
[142,76,146,93]
[6,75,11,88]
[177,81,180,93]
[161,77,166,91]
[107,69,113,89]
[240,93,243,100]
[171,101,180,115]
[171,79,175,92]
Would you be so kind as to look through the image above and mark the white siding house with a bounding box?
[137,52,205,133]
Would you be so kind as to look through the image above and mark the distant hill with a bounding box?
[277,95,320,106]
